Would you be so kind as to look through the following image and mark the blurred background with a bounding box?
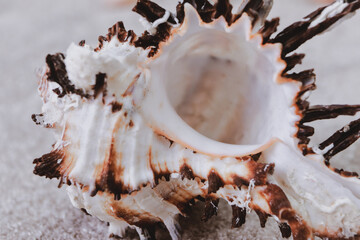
[0,0,359,239]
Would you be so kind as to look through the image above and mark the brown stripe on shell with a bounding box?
[254,209,269,228]
[177,0,216,23]
[297,124,314,144]
[231,206,246,228]
[286,69,317,153]
[250,152,262,161]
[232,175,250,187]
[297,125,314,155]
[180,164,195,180]
[33,150,65,179]
[282,53,305,74]
[235,155,252,161]
[333,168,359,178]
[261,184,312,240]
[81,208,91,216]
[301,105,360,123]
[146,141,272,190]
[93,118,126,200]
[162,193,192,215]
[52,88,61,95]
[259,18,280,44]
[154,134,174,148]
[235,0,273,25]
[250,152,262,162]
[93,73,107,98]
[286,69,316,88]
[148,152,274,204]
[97,0,275,57]
[232,162,274,187]
[107,22,130,42]
[45,53,89,98]
[128,120,134,128]
[126,30,137,45]
[134,25,172,57]
[251,162,275,185]
[132,0,174,57]
[138,227,157,240]
[155,182,198,215]
[177,0,269,26]
[148,147,171,185]
[202,198,220,221]
[31,113,52,128]
[262,184,291,214]
[318,117,360,162]
[111,102,123,113]
[175,2,185,23]
[59,175,74,188]
[122,74,139,97]
[296,99,310,115]
[202,170,224,221]
[30,113,42,125]
[213,0,233,24]
[279,222,292,238]
[132,0,177,24]
[280,209,313,240]
[78,40,85,46]
[270,0,360,56]
[97,35,107,51]
[207,169,225,193]
[288,69,316,115]
[96,21,137,52]
[109,201,161,230]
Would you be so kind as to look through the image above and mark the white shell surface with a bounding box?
[263,141,360,237]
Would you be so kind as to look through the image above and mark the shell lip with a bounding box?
[152,123,281,157]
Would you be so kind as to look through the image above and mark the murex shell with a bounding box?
[32,0,360,239]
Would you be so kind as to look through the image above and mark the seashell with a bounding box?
[32,0,360,239]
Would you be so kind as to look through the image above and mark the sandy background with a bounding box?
[1,0,360,239]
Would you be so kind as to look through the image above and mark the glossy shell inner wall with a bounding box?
[149,17,299,146]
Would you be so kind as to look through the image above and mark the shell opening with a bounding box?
[162,29,290,145]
